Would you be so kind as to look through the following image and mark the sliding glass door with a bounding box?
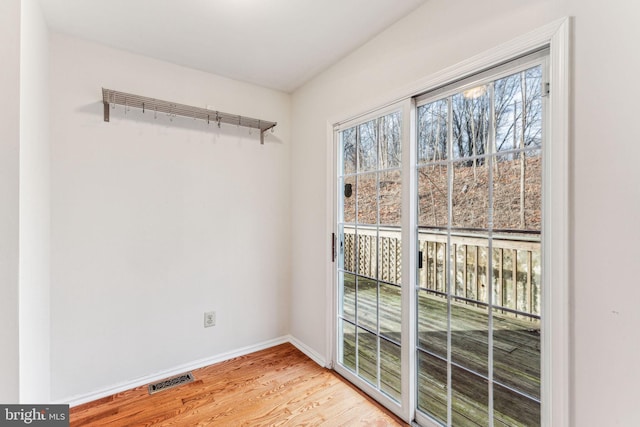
[335,50,548,427]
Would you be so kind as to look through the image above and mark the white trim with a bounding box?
[326,120,337,367]
[289,335,328,368]
[58,336,290,407]
[404,97,418,422]
[543,17,571,427]
[334,102,406,132]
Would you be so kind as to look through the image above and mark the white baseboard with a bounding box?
[287,335,328,368]
[59,335,290,407]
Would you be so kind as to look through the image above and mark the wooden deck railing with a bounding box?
[342,226,541,319]
[343,227,402,286]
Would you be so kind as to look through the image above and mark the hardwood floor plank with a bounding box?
[70,343,406,426]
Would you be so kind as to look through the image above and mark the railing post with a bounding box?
[474,246,480,307]
[527,250,533,319]
[463,245,468,301]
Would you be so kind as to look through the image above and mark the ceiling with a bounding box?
[39,0,428,93]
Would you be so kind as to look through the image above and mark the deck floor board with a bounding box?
[341,280,541,426]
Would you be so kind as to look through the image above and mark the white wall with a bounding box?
[49,34,291,401]
[0,0,21,403]
[569,1,640,424]
[290,0,640,425]
[19,0,51,403]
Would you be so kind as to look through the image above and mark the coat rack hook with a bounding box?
[101,88,276,145]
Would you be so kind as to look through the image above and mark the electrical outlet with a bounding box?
[204,311,216,328]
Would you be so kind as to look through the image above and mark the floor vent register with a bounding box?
[148,372,195,395]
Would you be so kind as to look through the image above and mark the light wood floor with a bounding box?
[70,343,407,426]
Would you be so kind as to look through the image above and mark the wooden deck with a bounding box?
[341,278,540,426]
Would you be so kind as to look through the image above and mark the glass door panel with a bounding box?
[337,109,403,406]
[416,62,544,426]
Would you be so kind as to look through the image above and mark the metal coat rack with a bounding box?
[102,88,277,144]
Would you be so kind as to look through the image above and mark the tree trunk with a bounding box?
[520,73,527,229]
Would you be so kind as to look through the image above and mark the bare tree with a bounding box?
[417,65,543,231]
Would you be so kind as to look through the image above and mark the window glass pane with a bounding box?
[524,151,542,231]
[466,245,478,301]
[531,249,541,316]
[494,66,543,153]
[340,272,355,322]
[452,160,489,230]
[494,382,540,427]
[380,112,402,169]
[494,73,521,153]
[478,246,489,303]
[417,99,448,164]
[341,320,356,372]
[379,170,401,226]
[417,350,448,425]
[342,126,357,174]
[418,240,448,293]
[516,249,529,314]
[357,276,377,331]
[357,327,378,385]
[453,243,489,304]
[380,339,401,401]
[495,248,516,310]
[341,226,356,273]
[451,366,489,426]
[451,303,488,376]
[454,243,465,297]
[493,151,542,231]
[357,230,377,279]
[357,173,377,225]
[523,66,543,150]
[379,234,401,285]
[342,176,356,223]
[358,120,378,172]
[493,308,540,400]
[494,242,538,315]
[452,88,490,160]
[418,290,447,359]
[379,283,401,342]
[418,164,448,227]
